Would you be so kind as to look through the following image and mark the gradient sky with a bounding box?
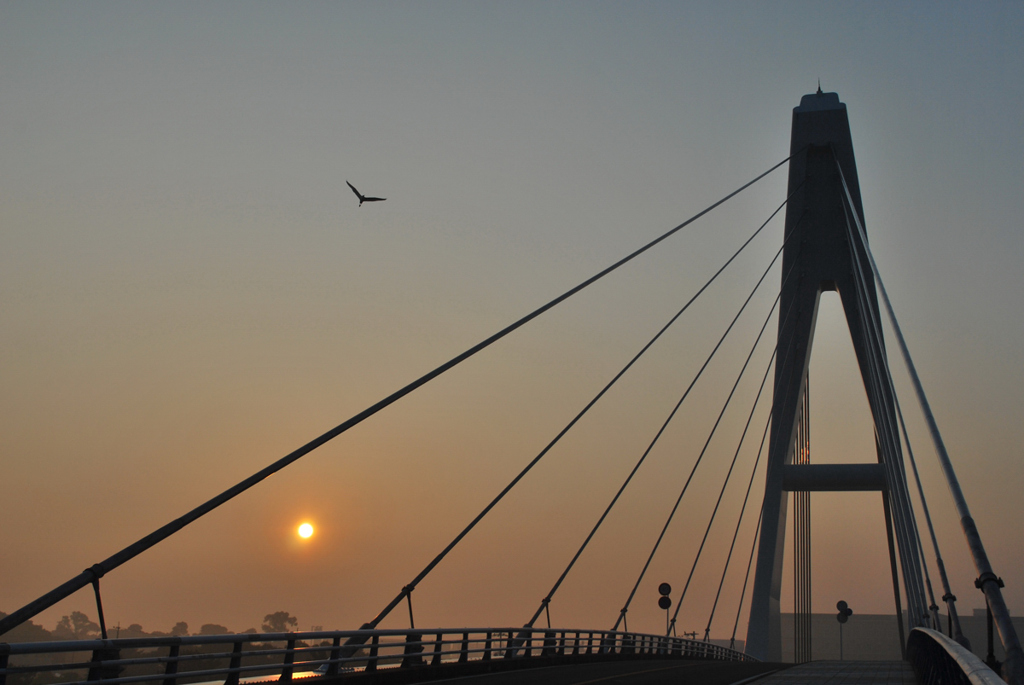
[2,2,1023,646]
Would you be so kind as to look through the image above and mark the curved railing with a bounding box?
[908,627,1004,685]
[0,627,754,685]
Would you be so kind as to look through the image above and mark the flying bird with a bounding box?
[346,181,386,207]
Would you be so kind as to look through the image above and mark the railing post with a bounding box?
[365,634,379,672]
[401,632,424,668]
[431,633,444,666]
[87,643,121,682]
[326,635,341,677]
[483,632,492,661]
[458,633,469,664]
[503,629,531,660]
[163,640,180,685]
[280,637,295,682]
[542,631,555,658]
[0,642,9,685]
[225,640,243,685]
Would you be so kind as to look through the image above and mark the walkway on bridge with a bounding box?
[414,660,914,685]
[758,661,914,685]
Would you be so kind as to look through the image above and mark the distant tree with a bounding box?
[0,612,52,642]
[170,621,189,637]
[54,611,100,640]
[120,624,148,638]
[243,628,258,634]
[261,611,297,633]
[199,624,230,635]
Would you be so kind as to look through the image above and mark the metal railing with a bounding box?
[0,627,754,685]
[908,627,1004,685]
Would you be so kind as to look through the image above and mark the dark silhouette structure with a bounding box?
[745,90,927,661]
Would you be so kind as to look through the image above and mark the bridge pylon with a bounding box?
[744,90,928,662]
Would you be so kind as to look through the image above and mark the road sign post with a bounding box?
[658,583,672,636]
[836,601,853,660]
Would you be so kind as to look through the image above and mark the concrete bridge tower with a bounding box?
[745,90,928,661]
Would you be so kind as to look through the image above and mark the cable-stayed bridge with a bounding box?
[2,92,1019,685]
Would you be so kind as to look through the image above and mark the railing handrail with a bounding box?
[908,627,1003,685]
[0,625,754,685]
[0,627,750,658]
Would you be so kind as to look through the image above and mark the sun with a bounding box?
[297,522,314,539]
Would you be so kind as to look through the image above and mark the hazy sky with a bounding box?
[2,2,1023,647]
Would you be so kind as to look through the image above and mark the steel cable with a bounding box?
[730,509,764,650]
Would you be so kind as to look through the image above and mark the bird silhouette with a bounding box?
[347,181,386,207]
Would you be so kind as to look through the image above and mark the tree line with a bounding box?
[0,610,303,642]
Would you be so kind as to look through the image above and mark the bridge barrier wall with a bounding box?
[908,627,1004,685]
[0,627,754,685]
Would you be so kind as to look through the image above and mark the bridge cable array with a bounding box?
[611,234,796,633]
[839,157,950,634]
[515,195,802,632]
[664,237,810,640]
[894,397,945,629]
[836,169,929,643]
[716,277,824,649]
[894,393,963,639]
[834,155,1024,675]
[845,228,946,635]
[835,174,952,638]
[369,186,797,633]
[705,409,771,643]
[0,155,792,638]
[675,245,818,642]
[709,256,839,649]
[677,344,778,641]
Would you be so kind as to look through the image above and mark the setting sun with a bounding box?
[297,522,314,539]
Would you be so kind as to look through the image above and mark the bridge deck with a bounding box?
[413,660,781,685]
[757,661,915,684]
[400,660,914,684]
